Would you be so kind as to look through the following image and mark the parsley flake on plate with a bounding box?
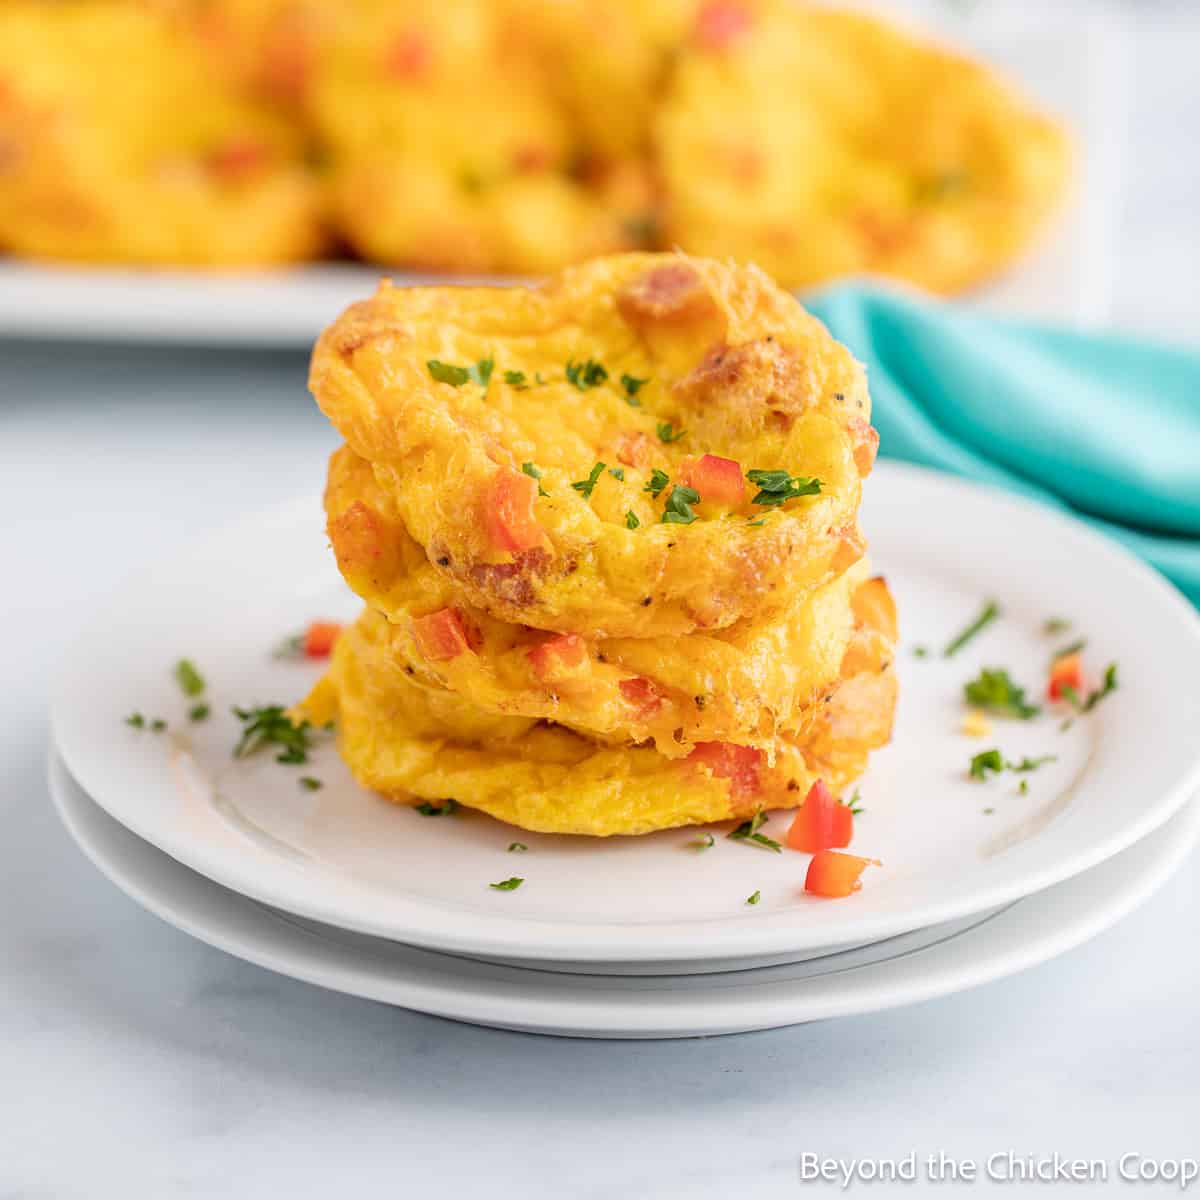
[964,667,1039,720]
[299,776,323,791]
[504,370,528,389]
[968,748,1004,781]
[150,719,167,733]
[125,712,145,729]
[608,466,625,481]
[174,658,205,698]
[746,469,822,506]
[415,799,459,816]
[644,468,669,498]
[746,890,761,906]
[571,461,607,500]
[232,705,317,764]
[1050,638,1087,665]
[508,842,528,853]
[621,373,648,405]
[625,510,640,530]
[1042,617,1071,635]
[566,358,608,390]
[944,600,1000,657]
[969,749,1055,781]
[188,703,210,723]
[661,484,700,525]
[1082,663,1119,712]
[846,788,864,815]
[690,832,715,851]
[728,811,782,853]
[490,876,524,891]
[656,420,686,444]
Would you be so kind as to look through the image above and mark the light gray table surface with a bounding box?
[3,8,1199,1197]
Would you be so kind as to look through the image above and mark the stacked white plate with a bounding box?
[49,463,1200,1037]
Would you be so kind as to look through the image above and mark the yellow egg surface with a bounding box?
[0,1,325,266]
[300,568,897,835]
[309,253,874,640]
[324,442,863,758]
[654,2,1070,294]
[297,577,897,836]
[306,0,647,272]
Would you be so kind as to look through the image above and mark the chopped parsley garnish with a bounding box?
[968,749,1004,781]
[1058,684,1081,708]
[508,842,527,853]
[970,749,1055,781]
[232,705,317,764]
[913,645,930,658]
[521,461,548,496]
[1018,780,1029,796]
[426,359,469,386]
[690,832,715,851]
[150,719,167,733]
[1042,617,1072,635]
[608,466,625,481]
[490,876,524,891]
[1009,755,1056,772]
[983,807,996,815]
[299,776,323,791]
[426,358,493,388]
[621,373,648,405]
[656,420,686,444]
[565,358,608,390]
[964,668,1039,720]
[746,469,822,506]
[504,370,528,389]
[661,484,700,525]
[728,811,782,853]
[125,712,145,729]
[174,659,205,697]
[1050,638,1087,664]
[189,703,210,723]
[846,788,864,816]
[944,600,1000,657]
[272,632,304,659]
[571,461,606,500]
[625,510,640,530]
[746,890,761,906]
[644,468,670,498]
[415,799,459,816]
[747,518,766,528]
[1081,664,1118,712]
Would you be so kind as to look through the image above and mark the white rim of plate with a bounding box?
[50,462,1200,965]
[48,752,1200,1038]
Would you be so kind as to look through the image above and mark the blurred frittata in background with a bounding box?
[0,0,1069,292]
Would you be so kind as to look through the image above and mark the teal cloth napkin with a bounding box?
[805,285,1200,607]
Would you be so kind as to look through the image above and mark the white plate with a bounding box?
[49,752,1200,1038]
[49,463,1200,970]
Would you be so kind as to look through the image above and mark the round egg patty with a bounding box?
[298,576,897,836]
[309,253,874,639]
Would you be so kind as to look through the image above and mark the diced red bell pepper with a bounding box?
[786,779,853,853]
[805,850,880,898]
[687,741,764,799]
[680,454,745,508]
[848,416,880,478]
[483,467,543,554]
[383,30,430,80]
[694,0,752,50]
[619,676,664,717]
[527,633,589,685]
[303,620,342,659]
[208,138,268,180]
[412,607,471,661]
[1048,652,1084,702]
